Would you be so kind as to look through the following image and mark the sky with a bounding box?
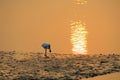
[0,0,120,54]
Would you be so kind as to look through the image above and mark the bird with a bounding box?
[41,42,51,57]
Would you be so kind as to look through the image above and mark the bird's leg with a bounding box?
[44,49,47,57]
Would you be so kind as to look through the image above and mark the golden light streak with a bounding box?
[71,21,88,54]
[76,0,88,5]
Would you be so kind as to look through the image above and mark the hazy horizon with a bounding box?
[0,0,120,54]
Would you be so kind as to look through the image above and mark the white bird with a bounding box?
[41,42,51,57]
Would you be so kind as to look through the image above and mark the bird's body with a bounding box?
[41,42,51,57]
[42,42,50,49]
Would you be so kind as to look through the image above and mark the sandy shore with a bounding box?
[0,51,120,80]
[82,72,120,80]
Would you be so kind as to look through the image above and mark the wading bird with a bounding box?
[41,42,51,57]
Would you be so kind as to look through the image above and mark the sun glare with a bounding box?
[71,21,88,54]
[76,0,88,5]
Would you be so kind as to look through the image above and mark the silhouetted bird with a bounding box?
[41,42,51,57]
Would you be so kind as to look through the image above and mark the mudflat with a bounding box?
[0,51,120,80]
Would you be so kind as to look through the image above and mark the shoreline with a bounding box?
[0,51,119,80]
[82,72,120,80]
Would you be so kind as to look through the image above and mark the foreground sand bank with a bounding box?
[0,51,120,80]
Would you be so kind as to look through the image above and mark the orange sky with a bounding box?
[0,0,120,54]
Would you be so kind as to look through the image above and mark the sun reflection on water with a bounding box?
[71,21,88,54]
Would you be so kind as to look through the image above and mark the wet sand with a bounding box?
[0,51,120,80]
[82,72,120,80]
